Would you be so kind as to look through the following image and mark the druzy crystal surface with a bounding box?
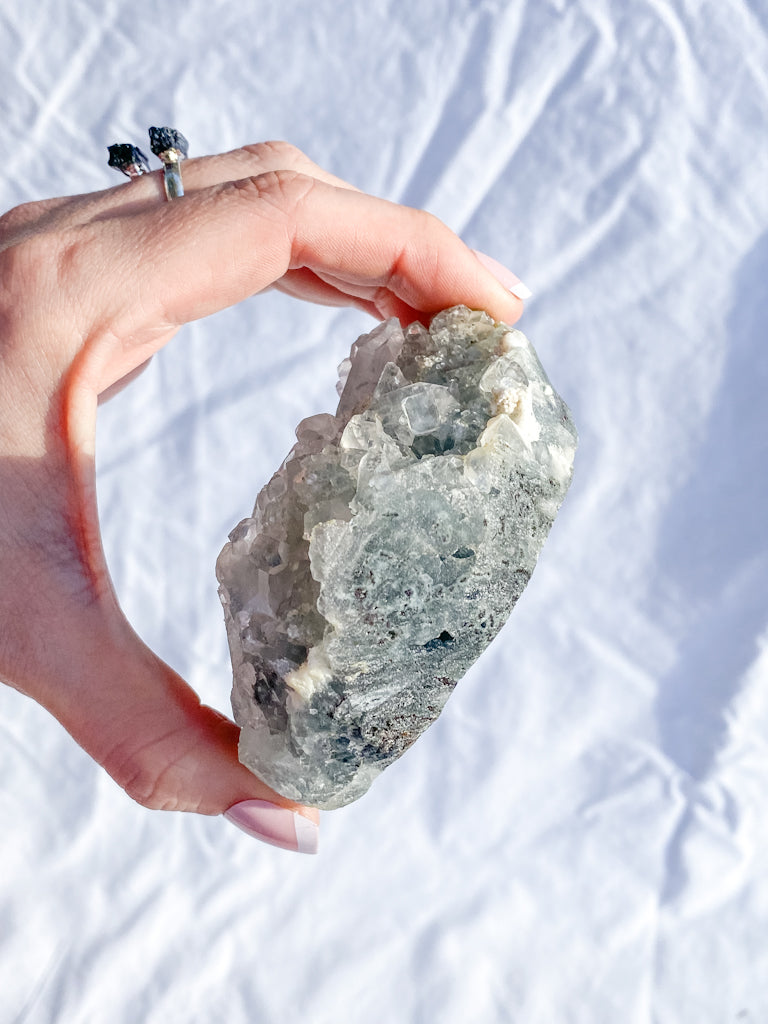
[217,306,577,809]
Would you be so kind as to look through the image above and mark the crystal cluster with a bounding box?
[217,307,577,809]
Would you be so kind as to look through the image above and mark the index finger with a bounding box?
[90,169,524,345]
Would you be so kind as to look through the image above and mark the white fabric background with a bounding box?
[1,1,767,1021]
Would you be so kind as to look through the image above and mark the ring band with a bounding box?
[148,126,189,200]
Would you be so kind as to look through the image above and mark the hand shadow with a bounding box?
[652,231,768,780]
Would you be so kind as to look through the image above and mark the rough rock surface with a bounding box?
[217,307,577,808]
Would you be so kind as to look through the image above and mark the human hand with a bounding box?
[0,141,526,852]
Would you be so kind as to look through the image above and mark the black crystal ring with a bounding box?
[107,143,150,180]
[148,126,189,200]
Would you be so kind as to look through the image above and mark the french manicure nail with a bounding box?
[224,799,319,854]
[472,249,533,300]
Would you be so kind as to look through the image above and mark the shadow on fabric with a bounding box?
[653,231,768,779]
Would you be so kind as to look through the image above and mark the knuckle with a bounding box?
[0,225,90,296]
[111,750,181,812]
[124,775,176,812]
[0,233,54,296]
[0,199,53,244]
[102,718,205,814]
[52,231,93,288]
[412,206,444,238]
[254,166,306,191]
[395,209,449,281]
[234,168,314,211]
[241,139,305,168]
[0,228,92,371]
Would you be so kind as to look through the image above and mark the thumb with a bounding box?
[52,607,320,854]
[1,380,319,854]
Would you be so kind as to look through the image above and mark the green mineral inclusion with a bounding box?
[216,306,577,809]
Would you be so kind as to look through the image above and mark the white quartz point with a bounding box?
[217,306,577,809]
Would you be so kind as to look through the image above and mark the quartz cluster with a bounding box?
[217,306,577,809]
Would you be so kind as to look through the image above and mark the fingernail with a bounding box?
[472,249,533,300]
[224,799,319,854]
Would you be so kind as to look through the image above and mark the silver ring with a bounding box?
[148,126,189,200]
[107,143,150,180]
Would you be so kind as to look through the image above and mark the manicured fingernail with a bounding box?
[472,249,533,300]
[224,799,319,854]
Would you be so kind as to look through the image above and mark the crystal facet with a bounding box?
[217,307,577,809]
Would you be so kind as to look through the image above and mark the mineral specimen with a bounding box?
[217,306,577,809]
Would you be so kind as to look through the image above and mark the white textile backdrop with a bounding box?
[1,1,767,1021]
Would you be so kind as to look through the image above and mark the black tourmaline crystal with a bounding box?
[148,126,189,158]
[107,144,149,176]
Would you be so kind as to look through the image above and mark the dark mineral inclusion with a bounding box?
[217,306,577,809]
